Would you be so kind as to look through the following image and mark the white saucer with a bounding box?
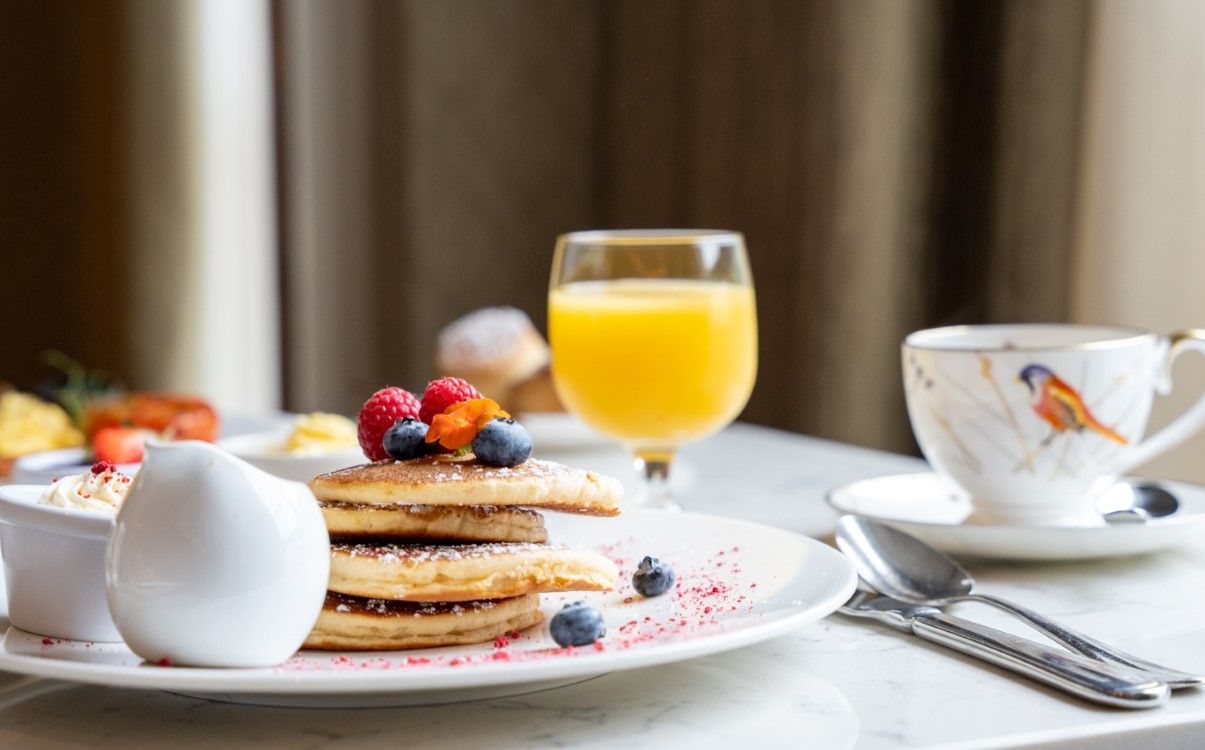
[0,510,854,707]
[826,472,1205,561]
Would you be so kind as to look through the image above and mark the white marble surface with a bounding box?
[0,423,1203,749]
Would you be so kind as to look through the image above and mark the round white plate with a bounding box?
[0,510,854,707]
[827,472,1205,561]
[8,413,293,486]
[216,431,364,483]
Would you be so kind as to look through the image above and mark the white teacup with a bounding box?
[902,324,1205,524]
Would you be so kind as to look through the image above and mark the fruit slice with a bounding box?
[129,394,219,441]
[93,426,155,464]
[85,393,219,442]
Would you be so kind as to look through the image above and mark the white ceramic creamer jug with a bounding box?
[106,440,329,667]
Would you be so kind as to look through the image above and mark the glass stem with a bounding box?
[634,455,681,511]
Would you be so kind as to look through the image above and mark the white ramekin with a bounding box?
[0,485,121,642]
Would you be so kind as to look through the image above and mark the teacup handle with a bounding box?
[1112,329,1205,476]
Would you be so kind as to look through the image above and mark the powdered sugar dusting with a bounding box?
[426,458,572,484]
[333,542,570,565]
[275,542,761,674]
[436,306,539,366]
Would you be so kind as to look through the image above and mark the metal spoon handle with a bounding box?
[912,611,1170,708]
[968,593,1203,688]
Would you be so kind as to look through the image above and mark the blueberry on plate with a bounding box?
[472,417,533,467]
[632,556,675,597]
[382,417,431,461]
[549,601,605,647]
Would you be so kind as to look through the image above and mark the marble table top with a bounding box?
[0,423,1202,749]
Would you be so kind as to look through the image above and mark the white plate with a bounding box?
[10,448,139,485]
[0,510,854,707]
[827,472,1205,561]
[8,413,293,486]
[521,412,612,451]
[217,431,364,483]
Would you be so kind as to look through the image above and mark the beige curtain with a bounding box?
[20,0,1168,467]
[0,0,280,415]
[275,0,1090,455]
[1074,0,1205,482]
[14,0,1205,478]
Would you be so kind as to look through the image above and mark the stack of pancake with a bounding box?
[303,455,622,650]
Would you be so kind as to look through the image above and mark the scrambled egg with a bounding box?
[0,391,85,458]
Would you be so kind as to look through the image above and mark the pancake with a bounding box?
[310,456,622,516]
[320,501,548,543]
[328,542,618,601]
[304,592,542,651]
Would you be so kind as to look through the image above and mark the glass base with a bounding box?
[634,456,682,511]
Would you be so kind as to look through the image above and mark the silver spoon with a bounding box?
[840,589,1169,708]
[835,514,1204,689]
[1102,481,1180,524]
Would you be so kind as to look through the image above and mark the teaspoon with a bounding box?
[1102,481,1180,524]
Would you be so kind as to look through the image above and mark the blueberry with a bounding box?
[472,417,533,467]
[382,417,431,460]
[632,556,675,597]
[549,601,605,647]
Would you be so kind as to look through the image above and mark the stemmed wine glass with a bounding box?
[548,230,758,510]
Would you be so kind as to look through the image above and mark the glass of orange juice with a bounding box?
[548,230,758,510]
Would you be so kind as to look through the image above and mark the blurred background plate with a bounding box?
[521,412,611,452]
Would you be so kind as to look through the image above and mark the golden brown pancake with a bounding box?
[310,456,622,516]
[319,501,548,543]
[328,542,618,602]
[304,592,542,651]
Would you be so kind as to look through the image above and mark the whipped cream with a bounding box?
[39,461,132,512]
[282,412,358,455]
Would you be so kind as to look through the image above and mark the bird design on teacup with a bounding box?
[1017,364,1128,446]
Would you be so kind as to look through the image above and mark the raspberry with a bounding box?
[419,377,483,425]
[357,387,421,461]
[90,461,116,475]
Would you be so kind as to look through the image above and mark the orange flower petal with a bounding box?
[424,398,510,451]
[476,407,509,430]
